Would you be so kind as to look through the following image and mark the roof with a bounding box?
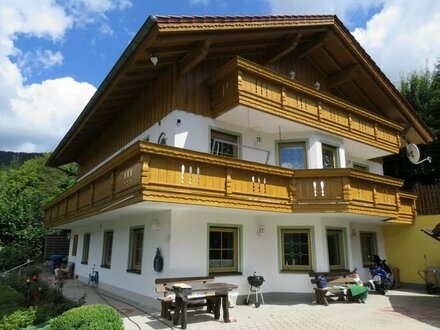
[47,14,435,167]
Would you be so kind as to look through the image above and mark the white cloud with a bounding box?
[352,0,440,83]
[17,49,64,78]
[263,0,383,27]
[264,0,440,84]
[0,78,95,152]
[0,0,130,152]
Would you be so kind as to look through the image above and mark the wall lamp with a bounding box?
[314,81,321,90]
[150,54,158,66]
[288,70,296,80]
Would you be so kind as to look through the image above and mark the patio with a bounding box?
[53,277,440,330]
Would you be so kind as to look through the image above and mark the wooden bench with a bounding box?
[309,270,357,306]
[155,276,215,319]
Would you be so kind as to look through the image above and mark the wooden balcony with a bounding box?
[208,57,403,154]
[45,142,415,228]
[292,169,416,223]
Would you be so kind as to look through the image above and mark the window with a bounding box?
[71,234,78,257]
[360,232,378,267]
[81,233,91,264]
[280,228,312,271]
[128,227,144,273]
[210,130,239,158]
[327,229,346,270]
[209,226,239,273]
[353,163,368,171]
[322,144,338,168]
[278,142,307,169]
[101,231,114,268]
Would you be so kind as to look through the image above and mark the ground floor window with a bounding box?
[71,234,78,257]
[81,233,91,264]
[128,227,144,273]
[209,226,239,273]
[101,230,114,268]
[327,229,346,270]
[280,228,312,271]
[360,232,378,267]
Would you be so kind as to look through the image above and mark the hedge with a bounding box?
[50,304,123,330]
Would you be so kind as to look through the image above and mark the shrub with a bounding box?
[0,307,36,330]
[50,304,123,330]
[0,284,24,318]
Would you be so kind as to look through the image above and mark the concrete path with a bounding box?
[57,278,440,330]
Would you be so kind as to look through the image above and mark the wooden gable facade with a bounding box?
[45,15,434,228]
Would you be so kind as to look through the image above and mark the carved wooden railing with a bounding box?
[208,57,404,154]
[45,143,416,228]
[292,168,416,223]
[45,142,294,227]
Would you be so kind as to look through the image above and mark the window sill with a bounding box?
[101,265,111,269]
[209,271,242,276]
[280,269,312,274]
[126,269,141,274]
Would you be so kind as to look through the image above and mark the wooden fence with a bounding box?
[416,184,440,215]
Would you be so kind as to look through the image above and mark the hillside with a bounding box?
[0,151,42,168]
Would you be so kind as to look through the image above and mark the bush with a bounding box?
[50,304,123,330]
[0,284,24,318]
[0,307,36,330]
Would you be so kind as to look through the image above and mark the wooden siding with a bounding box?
[76,55,342,177]
[209,57,404,154]
[415,184,440,215]
[45,142,415,228]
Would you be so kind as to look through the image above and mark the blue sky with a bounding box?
[1,0,439,153]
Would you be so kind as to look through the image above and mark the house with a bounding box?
[45,15,434,306]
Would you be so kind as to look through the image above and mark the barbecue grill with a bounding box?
[245,272,265,307]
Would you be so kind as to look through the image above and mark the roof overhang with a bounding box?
[47,15,435,167]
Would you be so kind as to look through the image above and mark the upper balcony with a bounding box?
[208,57,404,155]
[45,142,416,228]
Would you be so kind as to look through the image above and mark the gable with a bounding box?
[47,15,434,167]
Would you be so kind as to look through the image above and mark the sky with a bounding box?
[0,0,439,153]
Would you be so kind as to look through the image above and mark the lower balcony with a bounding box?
[44,142,416,228]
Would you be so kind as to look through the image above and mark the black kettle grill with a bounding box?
[245,272,265,307]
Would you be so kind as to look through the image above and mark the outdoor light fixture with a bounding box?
[288,70,296,80]
[255,134,262,145]
[257,224,265,236]
[314,81,321,90]
[351,229,357,237]
[150,54,158,66]
[176,119,181,126]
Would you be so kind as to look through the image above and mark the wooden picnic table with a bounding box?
[166,282,238,329]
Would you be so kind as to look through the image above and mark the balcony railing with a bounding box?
[208,57,404,154]
[292,169,416,223]
[45,142,416,228]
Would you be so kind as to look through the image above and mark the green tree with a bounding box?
[0,154,76,269]
[384,60,440,189]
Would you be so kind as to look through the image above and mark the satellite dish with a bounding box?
[406,143,432,165]
[406,143,420,164]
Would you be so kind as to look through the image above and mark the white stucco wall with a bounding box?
[67,206,386,304]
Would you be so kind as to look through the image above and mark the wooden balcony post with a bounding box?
[342,177,351,202]
[226,168,232,196]
[140,155,150,186]
[281,87,286,108]
[373,186,378,207]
